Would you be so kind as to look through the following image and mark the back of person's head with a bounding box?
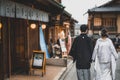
[80,24,88,32]
[101,28,108,37]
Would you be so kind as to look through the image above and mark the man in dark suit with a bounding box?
[69,24,93,80]
[113,34,120,49]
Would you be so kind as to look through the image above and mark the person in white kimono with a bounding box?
[92,28,118,80]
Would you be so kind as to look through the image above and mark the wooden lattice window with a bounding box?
[103,18,116,27]
[94,18,102,26]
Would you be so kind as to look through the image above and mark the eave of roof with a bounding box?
[88,0,120,13]
[63,10,72,17]
[88,7,120,13]
[70,17,78,23]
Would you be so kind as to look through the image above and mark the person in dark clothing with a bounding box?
[69,24,94,80]
[49,39,54,57]
[113,34,120,49]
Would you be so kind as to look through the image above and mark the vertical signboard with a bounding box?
[39,27,50,58]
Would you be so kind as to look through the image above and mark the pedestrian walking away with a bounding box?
[113,34,120,49]
[69,24,94,80]
[92,28,118,80]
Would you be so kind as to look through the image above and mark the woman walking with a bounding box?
[92,28,118,80]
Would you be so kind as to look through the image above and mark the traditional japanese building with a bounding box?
[88,0,120,39]
[0,0,74,79]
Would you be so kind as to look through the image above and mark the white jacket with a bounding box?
[92,38,118,63]
[92,38,118,80]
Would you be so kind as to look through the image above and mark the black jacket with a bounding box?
[69,34,93,69]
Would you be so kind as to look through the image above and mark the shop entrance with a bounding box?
[10,19,27,74]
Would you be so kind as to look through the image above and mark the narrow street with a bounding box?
[60,53,120,80]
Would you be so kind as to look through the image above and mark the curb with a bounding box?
[58,59,73,80]
[53,67,66,80]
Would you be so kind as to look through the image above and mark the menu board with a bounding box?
[59,39,67,52]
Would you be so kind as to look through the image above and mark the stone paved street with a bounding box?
[60,53,120,80]
[115,52,120,80]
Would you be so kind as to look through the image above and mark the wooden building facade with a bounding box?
[88,0,120,38]
[0,0,74,79]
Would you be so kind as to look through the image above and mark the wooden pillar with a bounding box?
[0,17,3,80]
[8,18,11,80]
[90,13,94,33]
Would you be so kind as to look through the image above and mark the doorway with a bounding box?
[10,19,27,74]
